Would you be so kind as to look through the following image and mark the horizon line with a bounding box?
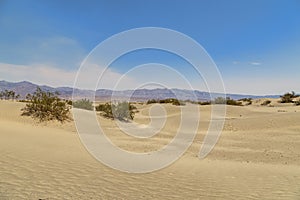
[0,79,286,97]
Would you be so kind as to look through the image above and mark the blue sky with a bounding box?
[0,0,299,94]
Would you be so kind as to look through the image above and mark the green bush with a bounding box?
[226,98,242,106]
[21,87,70,122]
[66,100,73,105]
[147,98,185,106]
[160,98,174,104]
[159,98,184,106]
[172,99,186,106]
[96,101,137,121]
[214,97,226,104]
[261,100,271,106]
[213,97,242,106]
[295,101,300,106]
[18,99,30,103]
[0,90,20,100]
[280,91,299,103]
[238,98,252,105]
[198,101,211,105]
[96,102,113,117]
[73,99,93,110]
[147,99,158,104]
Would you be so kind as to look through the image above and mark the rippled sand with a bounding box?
[0,100,300,199]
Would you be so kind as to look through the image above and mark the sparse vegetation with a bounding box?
[226,98,242,106]
[261,100,271,106]
[239,98,252,105]
[147,98,185,106]
[295,101,300,106]
[73,99,93,110]
[66,100,73,105]
[96,101,137,121]
[21,87,70,122]
[18,99,30,103]
[0,90,20,100]
[213,97,242,106]
[214,97,227,104]
[198,101,211,105]
[184,99,197,104]
[280,91,299,103]
[146,99,159,104]
[96,102,113,117]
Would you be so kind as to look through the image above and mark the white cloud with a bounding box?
[0,63,74,87]
[0,62,209,91]
[2,62,298,95]
[0,62,138,90]
[75,62,138,90]
[2,36,86,69]
[222,76,300,95]
[250,62,262,66]
[232,61,262,66]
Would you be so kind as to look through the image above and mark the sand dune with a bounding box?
[0,100,300,199]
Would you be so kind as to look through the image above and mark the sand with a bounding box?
[0,100,300,199]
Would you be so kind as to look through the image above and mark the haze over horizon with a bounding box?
[0,79,284,97]
[0,0,299,95]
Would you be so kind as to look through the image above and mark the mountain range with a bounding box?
[0,80,279,101]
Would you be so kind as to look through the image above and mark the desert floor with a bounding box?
[0,100,300,199]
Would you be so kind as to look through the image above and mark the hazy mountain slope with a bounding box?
[0,80,279,101]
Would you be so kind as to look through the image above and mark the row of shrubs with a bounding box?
[146,97,251,106]
[72,99,138,121]
[0,90,20,100]
[20,88,139,123]
[146,98,186,106]
[177,91,300,107]
[71,91,300,109]
[18,88,300,123]
[259,91,300,106]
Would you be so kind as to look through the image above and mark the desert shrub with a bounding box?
[159,98,184,105]
[214,97,226,104]
[245,100,252,105]
[213,97,242,106]
[18,99,30,103]
[198,101,211,105]
[226,98,242,106]
[96,102,113,117]
[158,99,166,103]
[21,87,70,122]
[184,99,196,104]
[173,99,185,106]
[147,99,158,104]
[73,99,93,110]
[165,98,176,104]
[0,90,20,100]
[66,100,73,105]
[96,101,137,121]
[295,101,300,106]
[280,91,299,103]
[113,101,136,120]
[239,98,252,105]
[147,98,184,106]
[261,100,271,106]
[238,98,252,102]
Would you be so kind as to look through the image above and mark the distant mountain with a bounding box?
[0,80,280,101]
[0,80,92,99]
